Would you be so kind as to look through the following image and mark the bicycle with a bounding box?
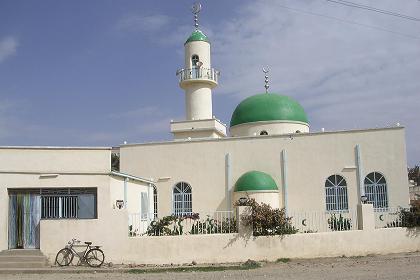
[55,238,105,267]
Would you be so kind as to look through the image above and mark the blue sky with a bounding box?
[0,0,419,166]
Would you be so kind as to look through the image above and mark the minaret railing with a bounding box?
[177,67,219,83]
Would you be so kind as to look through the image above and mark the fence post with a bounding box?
[236,206,253,236]
[357,203,375,230]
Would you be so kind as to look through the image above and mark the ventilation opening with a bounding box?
[260,130,268,136]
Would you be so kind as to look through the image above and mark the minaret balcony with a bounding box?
[177,67,219,88]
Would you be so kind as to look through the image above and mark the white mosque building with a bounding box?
[0,4,409,255]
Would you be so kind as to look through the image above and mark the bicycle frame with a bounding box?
[66,239,93,265]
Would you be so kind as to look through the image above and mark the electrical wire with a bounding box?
[276,4,420,40]
[326,0,420,22]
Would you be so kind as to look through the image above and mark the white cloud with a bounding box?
[116,14,170,32]
[211,0,420,164]
[0,37,18,63]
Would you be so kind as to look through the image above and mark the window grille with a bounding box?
[173,182,192,216]
[41,196,78,219]
[153,185,158,219]
[40,188,97,219]
[325,174,348,211]
[364,172,388,209]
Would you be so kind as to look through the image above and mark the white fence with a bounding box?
[128,211,237,237]
[288,210,359,233]
[374,207,409,228]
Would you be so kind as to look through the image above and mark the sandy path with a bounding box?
[2,252,420,280]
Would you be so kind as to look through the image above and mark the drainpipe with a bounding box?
[355,144,365,204]
[225,153,232,211]
[124,178,128,209]
[281,150,288,216]
[148,183,152,218]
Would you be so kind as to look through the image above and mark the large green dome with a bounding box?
[185,29,210,45]
[235,171,278,192]
[230,93,308,127]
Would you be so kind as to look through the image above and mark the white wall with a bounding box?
[39,220,420,265]
[230,120,309,137]
[109,176,154,215]
[120,128,409,217]
[184,41,211,69]
[0,147,111,173]
[0,147,112,251]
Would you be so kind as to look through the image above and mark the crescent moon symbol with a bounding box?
[302,219,307,226]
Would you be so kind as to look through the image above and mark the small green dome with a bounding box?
[230,93,308,127]
[185,29,210,45]
[235,171,278,192]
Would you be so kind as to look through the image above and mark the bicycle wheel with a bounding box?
[85,248,105,267]
[55,248,74,266]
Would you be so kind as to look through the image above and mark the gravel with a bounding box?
[2,252,420,280]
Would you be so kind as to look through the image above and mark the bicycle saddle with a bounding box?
[84,241,92,245]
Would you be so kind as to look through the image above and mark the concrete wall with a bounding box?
[234,191,280,209]
[38,202,419,265]
[0,147,112,251]
[170,119,227,140]
[120,127,409,217]
[40,219,420,265]
[0,147,110,174]
[230,120,309,137]
[184,41,211,69]
[109,176,153,214]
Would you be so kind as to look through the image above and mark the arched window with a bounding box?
[173,182,192,216]
[325,175,348,211]
[260,130,268,136]
[152,185,158,219]
[364,172,388,209]
[191,55,199,67]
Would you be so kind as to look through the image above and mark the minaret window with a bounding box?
[191,55,199,67]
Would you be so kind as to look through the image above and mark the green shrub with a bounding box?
[235,198,297,236]
[400,200,420,227]
[190,216,237,234]
[328,213,352,231]
[146,215,196,236]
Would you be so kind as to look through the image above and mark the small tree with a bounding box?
[400,200,420,228]
[408,165,420,185]
[235,198,297,236]
[111,153,120,171]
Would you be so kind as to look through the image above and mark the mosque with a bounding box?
[0,4,409,252]
[120,4,409,217]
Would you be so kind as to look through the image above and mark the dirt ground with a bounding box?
[2,252,420,280]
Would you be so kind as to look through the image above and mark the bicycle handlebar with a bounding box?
[68,238,81,245]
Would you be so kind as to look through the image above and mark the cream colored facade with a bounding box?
[121,127,409,217]
[0,147,153,252]
[0,5,413,265]
[230,120,310,137]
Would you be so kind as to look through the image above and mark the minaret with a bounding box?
[170,3,227,140]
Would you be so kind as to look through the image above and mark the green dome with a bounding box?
[185,29,210,45]
[235,171,278,192]
[230,93,308,127]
